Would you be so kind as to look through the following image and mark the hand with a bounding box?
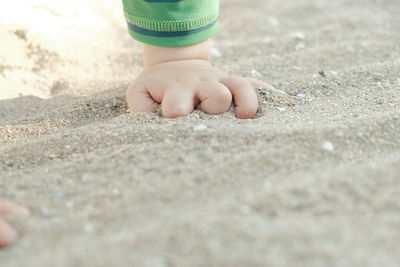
[126,39,273,119]
[126,59,265,119]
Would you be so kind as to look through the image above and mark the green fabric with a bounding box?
[122,0,219,47]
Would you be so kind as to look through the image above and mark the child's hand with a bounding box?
[126,40,272,119]
[127,59,259,118]
[0,199,29,248]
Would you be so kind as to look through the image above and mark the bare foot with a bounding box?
[126,39,272,119]
[0,199,29,248]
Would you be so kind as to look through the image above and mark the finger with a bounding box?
[220,76,258,119]
[0,199,29,217]
[0,220,17,248]
[126,82,159,112]
[161,88,195,118]
[195,81,232,115]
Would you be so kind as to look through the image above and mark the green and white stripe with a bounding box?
[122,0,219,47]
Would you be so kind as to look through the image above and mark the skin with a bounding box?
[0,199,29,248]
[126,39,272,119]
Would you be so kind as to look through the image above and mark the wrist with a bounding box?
[142,39,212,67]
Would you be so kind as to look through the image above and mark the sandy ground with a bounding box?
[1,0,400,266]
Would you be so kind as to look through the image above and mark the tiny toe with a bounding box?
[0,220,17,248]
[0,199,29,217]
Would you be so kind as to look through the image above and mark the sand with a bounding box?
[1,0,400,266]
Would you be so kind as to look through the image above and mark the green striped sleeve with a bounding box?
[122,0,219,47]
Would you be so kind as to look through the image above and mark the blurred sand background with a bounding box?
[1,0,400,266]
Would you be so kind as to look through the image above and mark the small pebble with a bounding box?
[240,206,251,214]
[297,93,306,98]
[48,154,57,159]
[194,124,208,131]
[295,43,306,51]
[40,206,50,216]
[279,82,290,89]
[4,160,14,166]
[262,37,271,43]
[84,223,94,233]
[112,188,120,195]
[53,191,65,200]
[66,201,74,209]
[270,88,288,95]
[80,174,90,182]
[250,69,262,78]
[211,47,221,57]
[267,17,279,26]
[322,141,335,151]
[276,107,286,112]
[293,31,305,40]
